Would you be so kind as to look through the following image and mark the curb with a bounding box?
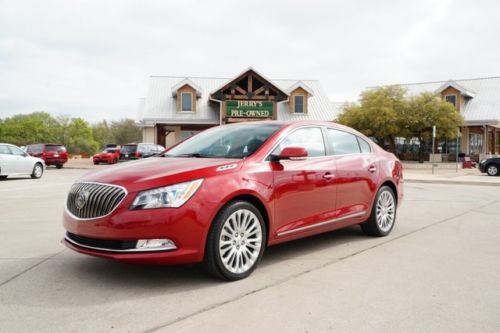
[405,179,500,187]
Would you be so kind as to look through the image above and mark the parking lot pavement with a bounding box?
[1,166,499,332]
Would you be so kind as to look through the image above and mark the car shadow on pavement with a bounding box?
[7,226,374,308]
[58,225,367,292]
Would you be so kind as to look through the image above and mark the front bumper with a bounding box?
[63,193,216,265]
[63,238,199,264]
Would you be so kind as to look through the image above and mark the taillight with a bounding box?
[135,152,141,158]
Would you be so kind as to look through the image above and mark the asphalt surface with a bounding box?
[0,166,499,332]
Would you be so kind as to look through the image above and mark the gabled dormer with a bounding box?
[171,78,203,113]
[435,80,475,112]
[286,81,314,114]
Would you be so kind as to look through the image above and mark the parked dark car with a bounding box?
[26,143,68,169]
[479,157,500,176]
[63,121,404,281]
[120,143,165,160]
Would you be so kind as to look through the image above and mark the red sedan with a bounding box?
[93,148,120,165]
[63,121,403,280]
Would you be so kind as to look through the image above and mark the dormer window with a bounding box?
[445,94,457,107]
[294,95,304,113]
[172,79,202,113]
[181,92,193,111]
[286,81,313,114]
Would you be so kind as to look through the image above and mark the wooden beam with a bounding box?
[248,75,253,93]
[235,86,247,95]
[253,86,266,95]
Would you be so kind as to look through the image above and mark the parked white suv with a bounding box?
[0,143,45,179]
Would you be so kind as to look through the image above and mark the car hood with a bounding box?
[79,157,242,192]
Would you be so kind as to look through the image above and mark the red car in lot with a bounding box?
[26,143,68,169]
[93,148,120,165]
[63,121,404,280]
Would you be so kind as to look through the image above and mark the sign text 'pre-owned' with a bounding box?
[226,100,273,118]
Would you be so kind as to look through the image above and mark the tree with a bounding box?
[0,112,60,145]
[336,86,407,152]
[403,92,464,161]
[92,120,115,148]
[110,119,142,145]
[66,118,99,155]
[337,87,463,161]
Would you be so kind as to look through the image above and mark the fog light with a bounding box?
[136,239,176,250]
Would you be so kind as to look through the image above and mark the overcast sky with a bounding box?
[1,0,499,122]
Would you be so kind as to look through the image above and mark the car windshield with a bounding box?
[103,148,117,153]
[121,145,137,153]
[46,145,65,152]
[165,123,281,159]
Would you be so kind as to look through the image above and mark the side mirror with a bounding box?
[270,147,308,162]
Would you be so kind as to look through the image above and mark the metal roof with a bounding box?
[394,76,500,124]
[137,75,339,126]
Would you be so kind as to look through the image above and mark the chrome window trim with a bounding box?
[64,235,177,253]
[65,181,128,221]
[277,211,367,237]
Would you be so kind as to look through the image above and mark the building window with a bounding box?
[445,95,457,107]
[181,92,192,111]
[469,133,483,155]
[294,95,304,113]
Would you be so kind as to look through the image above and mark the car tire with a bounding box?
[361,185,397,237]
[31,163,44,179]
[486,164,499,176]
[0,175,7,180]
[203,201,266,281]
[56,164,63,169]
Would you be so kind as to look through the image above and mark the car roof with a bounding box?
[222,120,365,136]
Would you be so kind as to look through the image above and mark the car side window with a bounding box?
[0,145,11,155]
[327,129,361,155]
[272,127,326,158]
[357,137,372,153]
[8,146,25,156]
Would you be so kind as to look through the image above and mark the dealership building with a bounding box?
[136,68,339,148]
[397,76,500,159]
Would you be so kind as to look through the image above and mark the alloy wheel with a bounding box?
[487,165,498,176]
[34,165,43,178]
[218,209,262,275]
[376,190,395,233]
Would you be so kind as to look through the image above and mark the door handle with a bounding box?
[323,173,335,180]
[368,165,377,173]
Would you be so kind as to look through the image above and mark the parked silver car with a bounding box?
[0,143,45,179]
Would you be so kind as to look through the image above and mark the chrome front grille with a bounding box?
[66,182,127,219]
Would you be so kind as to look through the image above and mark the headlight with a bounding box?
[130,179,203,209]
[479,159,486,164]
